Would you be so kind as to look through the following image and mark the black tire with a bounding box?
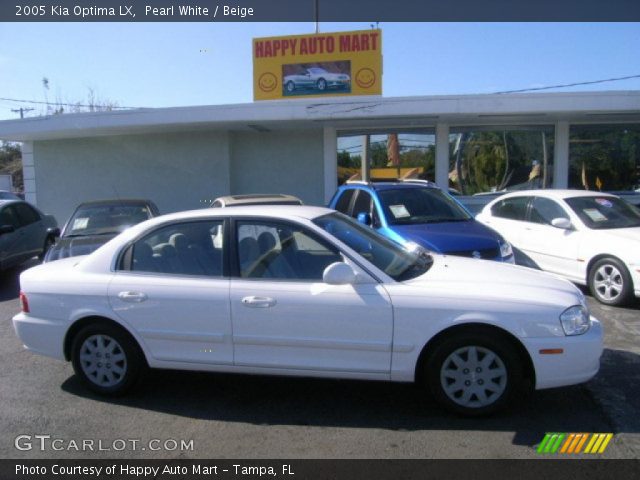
[71,322,144,396]
[38,236,55,261]
[424,331,522,416]
[286,81,295,93]
[316,78,327,91]
[588,257,633,306]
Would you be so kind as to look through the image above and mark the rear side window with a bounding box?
[491,197,530,221]
[334,189,355,214]
[0,206,19,228]
[13,203,41,226]
[127,220,224,277]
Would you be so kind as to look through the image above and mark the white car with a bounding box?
[283,67,350,93]
[13,206,602,416]
[476,190,640,306]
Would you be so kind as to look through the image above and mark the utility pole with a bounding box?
[11,107,34,119]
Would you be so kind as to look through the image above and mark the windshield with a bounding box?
[564,196,640,230]
[313,213,433,282]
[65,204,152,237]
[377,187,472,225]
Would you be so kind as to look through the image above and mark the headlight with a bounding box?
[560,305,590,336]
[499,240,513,258]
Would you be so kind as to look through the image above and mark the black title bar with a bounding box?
[3,0,640,22]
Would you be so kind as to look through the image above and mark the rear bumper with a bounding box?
[629,264,640,298]
[524,317,603,390]
[12,312,66,361]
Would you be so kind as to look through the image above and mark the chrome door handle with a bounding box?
[241,296,276,308]
[118,291,148,303]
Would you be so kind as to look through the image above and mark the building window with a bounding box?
[336,131,436,185]
[569,124,640,192]
[448,127,554,195]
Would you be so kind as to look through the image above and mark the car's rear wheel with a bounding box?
[71,323,143,396]
[588,257,633,306]
[286,81,295,92]
[425,332,522,416]
[317,78,327,91]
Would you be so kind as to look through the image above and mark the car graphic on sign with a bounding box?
[284,67,350,93]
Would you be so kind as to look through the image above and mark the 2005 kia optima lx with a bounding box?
[13,206,602,416]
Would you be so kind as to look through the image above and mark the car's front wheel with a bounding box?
[425,332,522,416]
[316,78,327,91]
[286,81,295,92]
[71,323,144,396]
[588,257,633,306]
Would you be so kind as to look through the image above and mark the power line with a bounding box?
[11,107,34,119]
[0,96,141,110]
[493,74,640,94]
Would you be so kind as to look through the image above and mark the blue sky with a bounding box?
[0,22,639,120]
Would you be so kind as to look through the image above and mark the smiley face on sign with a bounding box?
[355,68,376,89]
[258,72,278,92]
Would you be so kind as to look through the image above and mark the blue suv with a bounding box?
[328,180,514,263]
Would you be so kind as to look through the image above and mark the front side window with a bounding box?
[564,196,640,230]
[530,197,569,225]
[334,189,355,214]
[377,188,471,225]
[129,220,224,276]
[491,196,530,221]
[237,221,341,280]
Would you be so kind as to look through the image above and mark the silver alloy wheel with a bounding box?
[79,334,127,387]
[440,346,507,408]
[593,264,624,302]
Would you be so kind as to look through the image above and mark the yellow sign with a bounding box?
[253,29,382,101]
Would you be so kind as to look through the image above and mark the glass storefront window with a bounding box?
[448,127,554,195]
[337,131,436,185]
[569,124,640,192]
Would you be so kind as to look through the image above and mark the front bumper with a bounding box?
[629,264,640,298]
[524,316,603,390]
[12,312,66,361]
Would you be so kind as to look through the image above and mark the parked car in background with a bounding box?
[14,205,601,415]
[0,199,58,271]
[211,194,303,208]
[44,199,159,262]
[0,190,21,200]
[329,180,514,263]
[476,190,640,306]
[284,67,350,93]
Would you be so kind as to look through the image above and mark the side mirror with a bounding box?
[47,227,61,238]
[356,212,372,226]
[551,218,572,230]
[323,262,357,285]
[0,224,15,234]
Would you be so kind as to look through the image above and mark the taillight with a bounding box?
[19,292,29,313]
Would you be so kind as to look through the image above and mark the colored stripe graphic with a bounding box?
[537,433,613,454]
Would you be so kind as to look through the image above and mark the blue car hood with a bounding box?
[390,220,501,253]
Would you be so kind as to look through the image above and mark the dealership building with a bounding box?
[0,90,639,222]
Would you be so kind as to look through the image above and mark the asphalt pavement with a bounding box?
[1,259,639,459]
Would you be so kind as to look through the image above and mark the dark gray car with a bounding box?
[0,200,59,271]
[45,199,159,262]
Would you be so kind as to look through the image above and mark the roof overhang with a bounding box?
[1,91,639,142]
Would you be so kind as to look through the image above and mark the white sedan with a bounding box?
[477,190,640,306]
[13,206,602,416]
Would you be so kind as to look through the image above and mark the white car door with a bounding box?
[230,219,393,375]
[518,196,583,281]
[108,219,233,366]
